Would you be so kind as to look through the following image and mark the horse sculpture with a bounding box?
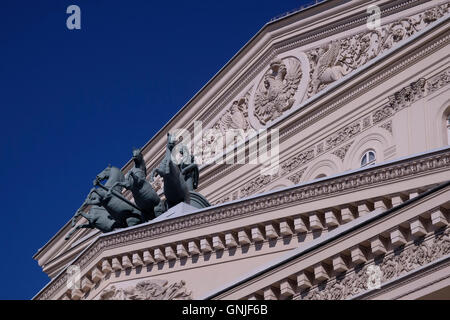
[179,145,211,209]
[65,136,212,240]
[107,148,160,221]
[65,165,146,240]
[92,165,145,226]
[65,191,122,240]
[150,133,190,209]
[179,145,199,191]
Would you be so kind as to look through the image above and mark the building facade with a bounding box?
[33,0,450,300]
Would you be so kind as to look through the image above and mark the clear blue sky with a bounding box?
[0,0,312,299]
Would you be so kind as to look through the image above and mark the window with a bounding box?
[447,115,450,144]
[360,150,376,167]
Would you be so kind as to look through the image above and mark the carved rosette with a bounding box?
[99,279,192,300]
[248,51,310,129]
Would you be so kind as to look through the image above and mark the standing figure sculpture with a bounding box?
[150,133,190,209]
[179,145,199,191]
[107,148,160,221]
[178,144,211,209]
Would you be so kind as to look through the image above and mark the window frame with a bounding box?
[360,149,376,168]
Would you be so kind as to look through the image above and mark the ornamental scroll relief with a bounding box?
[307,3,449,97]
[296,226,450,300]
[99,279,192,300]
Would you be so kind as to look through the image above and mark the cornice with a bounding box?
[34,146,450,300]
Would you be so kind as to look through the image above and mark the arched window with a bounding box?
[360,150,376,167]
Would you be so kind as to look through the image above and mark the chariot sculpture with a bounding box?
[65,133,210,240]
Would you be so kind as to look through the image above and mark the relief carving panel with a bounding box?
[99,279,192,300]
[307,3,449,97]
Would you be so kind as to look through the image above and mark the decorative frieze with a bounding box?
[287,167,307,185]
[197,90,253,165]
[379,120,393,135]
[427,68,450,93]
[362,116,371,129]
[99,279,192,300]
[281,149,314,175]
